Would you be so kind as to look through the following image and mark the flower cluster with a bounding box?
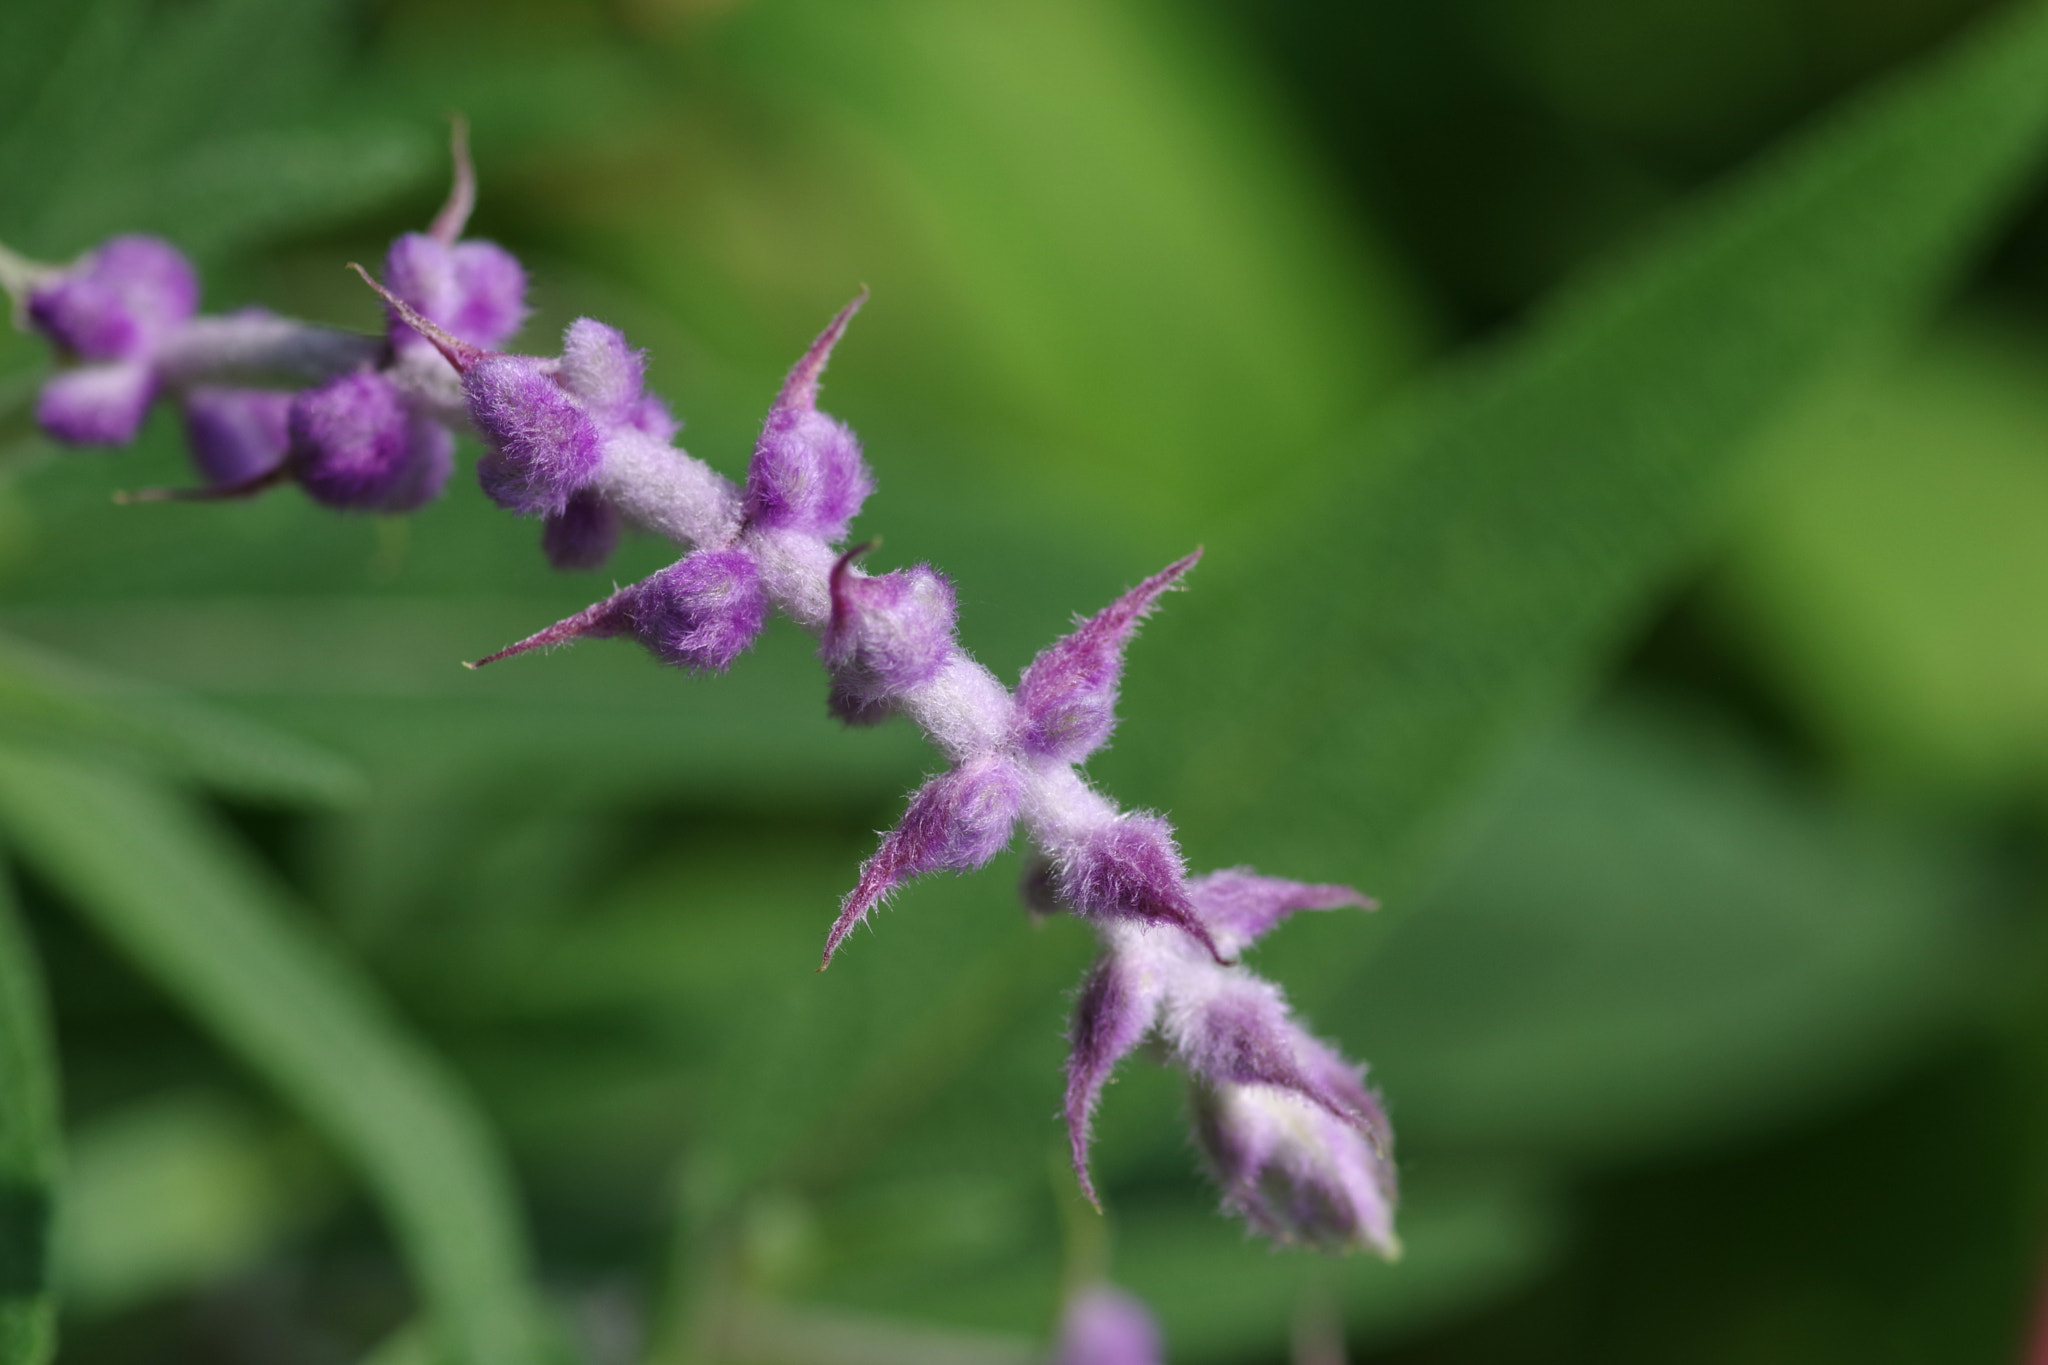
[2,133,1398,1256]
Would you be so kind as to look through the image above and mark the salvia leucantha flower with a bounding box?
[1050,1284,1164,1365]
[1,136,1398,1257]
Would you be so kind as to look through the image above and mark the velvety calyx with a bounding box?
[28,235,197,360]
[290,371,452,511]
[468,354,603,517]
[627,548,768,671]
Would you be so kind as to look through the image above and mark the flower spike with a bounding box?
[19,159,1398,1253]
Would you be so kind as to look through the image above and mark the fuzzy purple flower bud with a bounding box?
[541,488,621,570]
[382,232,526,356]
[469,354,604,516]
[27,235,196,361]
[180,387,293,486]
[1192,1081,1398,1256]
[822,755,1025,967]
[821,546,958,724]
[627,548,768,671]
[36,362,156,445]
[1054,814,1225,960]
[289,370,453,512]
[744,294,874,541]
[1051,1285,1164,1365]
[1017,551,1200,763]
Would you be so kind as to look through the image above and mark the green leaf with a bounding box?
[56,1091,328,1315]
[1128,0,2048,897]
[0,633,364,806]
[1720,317,2048,792]
[1327,700,1980,1161]
[0,863,57,1365]
[0,750,548,1365]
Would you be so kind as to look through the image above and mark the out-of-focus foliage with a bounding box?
[2,0,2048,1363]
[0,870,58,1365]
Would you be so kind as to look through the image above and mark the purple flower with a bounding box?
[1017,551,1199,763]
[469,353,605,516]
[1050,1285,1163,1365]
[541,488,621,570]
[27,235,196,361]
[1193,1080,1398,1255]
[821,544,959,724]
[25,235,198,446]
[35,362,158,446]
[1061,873,1387,1244]
[744,293,874,541]
[289,370,454,512]
[180,387,293,487]
[822,755,1024,967]
[627,548,769,671]
[382,232,526,358]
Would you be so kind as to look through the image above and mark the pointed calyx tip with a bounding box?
[347,262,485,372]
[429,115,476,245]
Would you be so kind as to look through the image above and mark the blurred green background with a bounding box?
[4,0,2048,1362]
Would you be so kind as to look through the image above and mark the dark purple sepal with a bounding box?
[289,370,453,512]
[1063,952,1164,1206]
[383,232,527,354]
[1016,550,1200,763]
[1172,977,1367,1127]
[1187,868,1375,958]
[36,361,156,445]
[541,488,621,570]
[1056,815,1228,963]
[626,548,768,671]
[821,544,957,723]
[469,354,604,517]
[820,755,1024,968]
[1051,1285,1165,1365]
[743,293,875,541]
[27,235,197,360]
[180,386,293,486]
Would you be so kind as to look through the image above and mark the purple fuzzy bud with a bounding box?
[468,354,603,517]
[27,235,196,361]
[1055,815,1225,961]
[743,294,874,541]
[627,547,768,671]
[383,232,527,354]
[36,361,156,445]
[556,318,648,425]
[1051,1285,1164,1365]
[1064,951,1165,1205]
[289,370,453,512]
[181,387,292,486]
[627,392,679,442]
[1187,869,1375,960]
[1017,551,1199,763]
[821,547,957,724]
[541,489,621,570]
[1192,1081,1398,1255]
[821,755,1024,967]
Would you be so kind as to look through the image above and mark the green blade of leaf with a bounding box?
[1129,0,2048,897]
[0,862,57,1365]
[0,633,365,807]
[0,750,546,1365]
